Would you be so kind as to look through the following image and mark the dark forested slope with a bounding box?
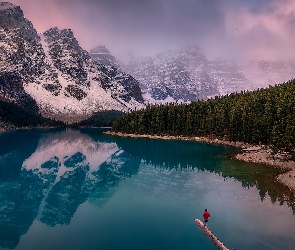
[112,79,295,152]
[75,110,124,127]
[0,99,64,128]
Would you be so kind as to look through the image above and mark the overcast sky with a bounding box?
[8,0,295,62]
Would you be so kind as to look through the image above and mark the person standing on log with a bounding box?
[203,208,210,227]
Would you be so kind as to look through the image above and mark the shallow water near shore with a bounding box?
[0,128,295,250]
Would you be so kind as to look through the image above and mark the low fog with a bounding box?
[8,0,295,62]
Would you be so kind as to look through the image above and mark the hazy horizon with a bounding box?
[6,0,295,63]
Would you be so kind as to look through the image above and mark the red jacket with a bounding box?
[203,211,210,220]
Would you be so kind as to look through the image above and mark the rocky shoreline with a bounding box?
[105,131,295,193]
[0,122,16,132]
[0,124,61,132]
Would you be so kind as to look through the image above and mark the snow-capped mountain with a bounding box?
[0,3,144,123]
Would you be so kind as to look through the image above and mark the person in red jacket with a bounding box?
[203,208,210,227]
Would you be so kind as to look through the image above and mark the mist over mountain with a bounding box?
[91,45,295,104]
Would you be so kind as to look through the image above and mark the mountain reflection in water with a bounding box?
[0,128,294,250]
[0,129,140,249]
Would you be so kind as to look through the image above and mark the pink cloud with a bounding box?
[7,0,295,62]
[224,0,295,60]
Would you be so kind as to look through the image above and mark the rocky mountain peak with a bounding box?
[0,2,45,109]
[0,2,39,46]
[44,27,76,44]
[43,27,90,87]
[91,45,110,54]
[0,2,16,11]
[89,45,120,69]
[0,2,32,31]
[179,45,202,55]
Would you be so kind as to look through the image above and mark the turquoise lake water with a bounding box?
[0,128,295,250]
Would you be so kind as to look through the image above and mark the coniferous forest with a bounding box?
[112,79,295,153]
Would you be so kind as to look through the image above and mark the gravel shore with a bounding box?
[105,131,295,193]
[0,122,17,131]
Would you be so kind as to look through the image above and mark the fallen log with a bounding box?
[195,219,229,250]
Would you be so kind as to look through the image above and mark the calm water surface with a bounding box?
[0,128,295,250]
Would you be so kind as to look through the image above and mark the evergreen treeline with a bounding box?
[112,79,295,152]
[75,110,124,127]
[0,99,64,128]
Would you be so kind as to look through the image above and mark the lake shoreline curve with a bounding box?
[105,131,295,193]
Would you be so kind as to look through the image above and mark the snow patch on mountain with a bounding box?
[24,81,123,121]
